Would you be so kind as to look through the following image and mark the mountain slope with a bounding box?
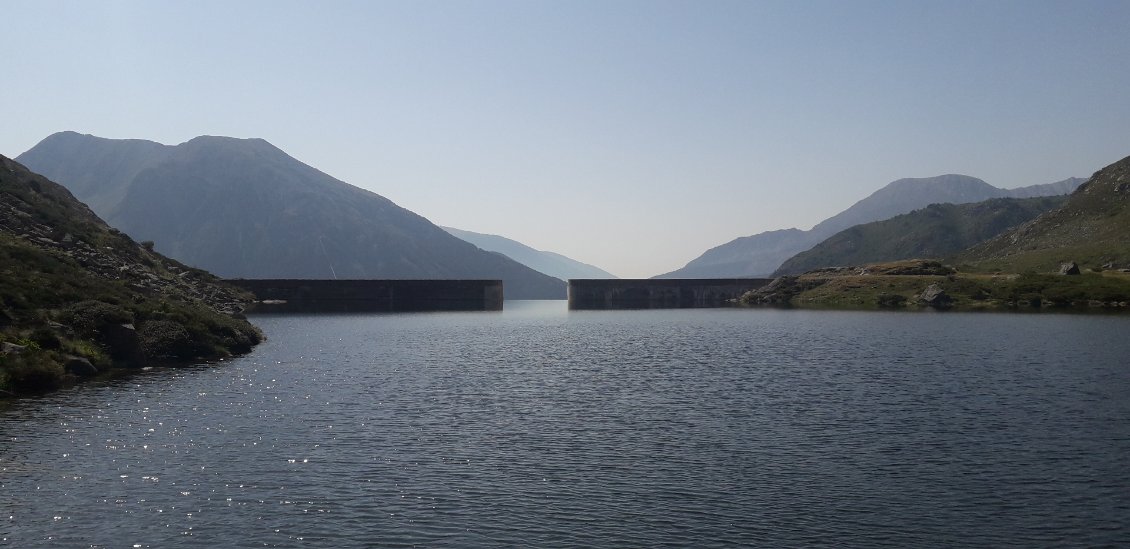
[1,154,262,395]
[18,132,565,299]
[958,155,1130,272]
[1005,177,1088,198]
[655,228,817,279]
[774,196,1068,276]
[658,174,1085,278]
[443,227,617,280]
[810,174,1006,238]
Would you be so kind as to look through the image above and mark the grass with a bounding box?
[742,259,1130,311]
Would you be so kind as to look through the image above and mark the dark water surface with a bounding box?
[3,301,1129,547]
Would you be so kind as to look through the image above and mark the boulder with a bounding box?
[100,323,143,365]
[63,355,98,377]
[47,321,75,338]
[916,283,953,309]
[1059,262,1081,275]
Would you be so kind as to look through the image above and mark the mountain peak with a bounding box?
[39,130,165,148]
[16,132,567,299]
[177,135,286,158]
[887,174,986,186]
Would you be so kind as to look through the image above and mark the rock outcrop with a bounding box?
[916,283,953,309]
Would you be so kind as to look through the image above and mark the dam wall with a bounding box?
[568,278,773,310]
[229,279,504,312]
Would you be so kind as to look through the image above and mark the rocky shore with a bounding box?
[1,155,262,396]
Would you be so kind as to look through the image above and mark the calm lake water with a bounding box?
[2,301,1129,547]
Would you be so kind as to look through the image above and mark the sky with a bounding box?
[3,0,1129,278]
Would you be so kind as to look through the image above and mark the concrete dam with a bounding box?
[229,279,504,312]
[567,279,773,310]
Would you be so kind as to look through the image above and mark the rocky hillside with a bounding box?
[774,196,1067,276]
[443,226,617,280]
[657,175,1084,279]
[1,155,263,396]
[959,154,1130,272]
[18,132,566,299]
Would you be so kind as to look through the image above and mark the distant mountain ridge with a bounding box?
[17,132,566,299]
[442,227,617,280]
[773,195,1069,276]
[656,174,1086,278]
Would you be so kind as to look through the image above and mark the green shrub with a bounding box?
[29,326,62,350]
[137,320,194,359]
[58,300,134,337]
[1,350,66,393]
[876,293,907,308]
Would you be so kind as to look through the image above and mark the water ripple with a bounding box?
[2,304,1129,547]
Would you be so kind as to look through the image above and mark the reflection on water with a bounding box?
[2,302,1129,547]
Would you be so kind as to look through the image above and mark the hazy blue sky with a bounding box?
[4,0,1129,278]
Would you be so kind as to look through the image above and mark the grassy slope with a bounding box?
[775,196,1066,276]
[957,154,1130,273]
[742,260,1130,311]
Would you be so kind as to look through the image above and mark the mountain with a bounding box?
[656,174,1085,278]
[1004,177,1088,198]
[773,196,1068,276]
[1,154,262,395]
[18,132,565,299]
[958,154,1130,272]
[654,228,817,279]
[442,226,617,280]
[810,174,1006,238]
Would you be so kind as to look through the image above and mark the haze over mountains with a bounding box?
[442,227,617,280]
[658,174,1086,279]
[18,132,566,299]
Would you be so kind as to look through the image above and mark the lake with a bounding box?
[2,301,1129,547]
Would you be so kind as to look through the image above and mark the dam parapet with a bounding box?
[229,279,504,312]
[568,279,772,310]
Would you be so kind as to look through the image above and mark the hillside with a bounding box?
[657,175,1084,279]
[958,154,1130,272]
[742,260,1130,311]
[18,132,565,299]
[1,155,262,396]
[774,196,1067,276]
[443,226,617,280]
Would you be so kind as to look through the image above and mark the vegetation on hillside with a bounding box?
[957,154,1130,273]
[775,196,1067,276]
[748,154,1129,311]
[742,260,1130,311]
[1,155,262,397]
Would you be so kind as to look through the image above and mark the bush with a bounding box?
[137,320,195,360]
[1,350,66,393]
[876,293,907,308]
[58,300,134,337]
[29,326,62,350]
